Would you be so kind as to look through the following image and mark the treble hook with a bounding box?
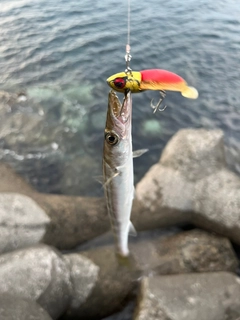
[150,90,167,113]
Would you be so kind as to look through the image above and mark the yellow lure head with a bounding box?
[106,71,142,93]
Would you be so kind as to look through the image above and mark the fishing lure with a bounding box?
[107,69,198,99]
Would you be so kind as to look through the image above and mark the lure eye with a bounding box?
[105,132,119,145]
[113,77,126,89]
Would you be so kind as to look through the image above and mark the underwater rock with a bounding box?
[0,245,71,319]
[135,272,240,320]
[60,154,101,197]
[0,294,53,320]
[141,119,163,136]
[193,168,240,245]
[0,112,45,146]
[0,193,50,254]
[160,128,226,181]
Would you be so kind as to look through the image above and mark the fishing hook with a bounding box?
[151,90,167,113]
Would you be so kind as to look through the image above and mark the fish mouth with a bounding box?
[108,90,131,123]
[108,90,122,118]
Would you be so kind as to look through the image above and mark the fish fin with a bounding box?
[129,221,137,237]
[181,86,198,99]
[132,149,149,158]
[94,175,104,185]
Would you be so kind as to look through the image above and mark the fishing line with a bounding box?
[125,0,132,73]
[127,0,131,49]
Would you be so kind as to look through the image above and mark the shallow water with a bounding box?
[0,0,240,195]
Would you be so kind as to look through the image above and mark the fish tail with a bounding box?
[181,86,199,99]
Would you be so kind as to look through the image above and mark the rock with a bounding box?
[135,272,240,320]
[0,294,53,320]
[129,229,238,275]
[62,228,238,319]
[0,162,34,195]
[0,245,71,319]
[193,168,240,245]
[0,193,50,254]
[135,278,171,320]
[0,162,109,249]
[38,193,108,249]
[62,247,136,320]
[64,254,99,309]
[102,300,136,320]
[149,229,238,274]
[135,164,193,225]
[160,129,226,181]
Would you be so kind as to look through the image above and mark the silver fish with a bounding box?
[103,90,135,257]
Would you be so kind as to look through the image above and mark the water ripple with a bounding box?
[1,0,240,194]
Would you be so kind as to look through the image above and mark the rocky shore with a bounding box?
[0,123,240,319]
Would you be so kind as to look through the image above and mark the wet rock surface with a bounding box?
[0,294,53,320]
[135,272,240,320]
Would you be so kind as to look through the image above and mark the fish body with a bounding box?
[103,90,134,257]
[106,69,198,99]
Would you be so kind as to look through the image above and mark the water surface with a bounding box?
[0,0,240,195]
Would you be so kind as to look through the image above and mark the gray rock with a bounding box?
[0,162,109,249]
[62,247,135,320]
[135,278,172,320]
[0,162,35,195]
[64,254,99,309]
[0,193,50,253]
[135,272,240,320]
[193,168,240,244]
[62,229,238,319]
[0,245,71,319]
[135,164,193,225]
[160,129,226,181]
[102,300,136,320]
[149,229,238,274]
[0,294,53,320]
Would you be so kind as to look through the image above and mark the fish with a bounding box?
[106,69,198,99]
[103,90,135,258]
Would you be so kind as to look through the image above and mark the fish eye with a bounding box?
[113,77,126,89]
[105,132,119,145]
